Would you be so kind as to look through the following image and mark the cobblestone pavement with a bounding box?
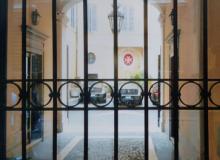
[64,138,145,160]
[118,139,144,160]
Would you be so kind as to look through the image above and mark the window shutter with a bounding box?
[91,5,97,32]
[121,6,128,31]
[129,8,134,31]
[120,6,134,32]
[71,7,75,28]
[88,5,91,32]
[88,4,97,32]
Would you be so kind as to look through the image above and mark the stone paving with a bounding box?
[24,110,172,160]
[118,139,144,160]
[18,134,171,160]
[57,133,76,153]
[64,138,145,160]
[150,132,173,160]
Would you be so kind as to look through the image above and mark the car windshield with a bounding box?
[91,87,102,93]
[121,89,138,95]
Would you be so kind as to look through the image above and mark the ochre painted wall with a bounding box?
[6,0,54,157]
[208,0,220,159]
[161,0,220,159]
[161,1,203,159]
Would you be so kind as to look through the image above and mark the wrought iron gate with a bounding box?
[0,0,214,159]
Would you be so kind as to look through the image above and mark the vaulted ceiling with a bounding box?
[56,0,186,13]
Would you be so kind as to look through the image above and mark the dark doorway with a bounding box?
[26,53,44,143]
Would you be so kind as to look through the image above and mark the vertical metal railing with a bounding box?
[21,0,27,159]
[83,0,89,159]
[52,0,58,159]
[144,0,149,159]
[203,0,209,159]
[113,0,119,159]
[173,0,179,159]
[0,0,7,159]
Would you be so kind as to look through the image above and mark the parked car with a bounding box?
[69,89,83,104]
[90,87,107,104]
[119,88,142,106]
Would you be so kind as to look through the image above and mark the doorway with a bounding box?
[26,53,44,144]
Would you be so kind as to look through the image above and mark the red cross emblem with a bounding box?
[124,53,133,65]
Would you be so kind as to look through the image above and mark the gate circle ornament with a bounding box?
[148,81,172,107]
[89,81,113,108]
[179,81,203,107]
[28,81,53,108]
[209,82,220,107]
[6,82,22,108]
[118,81,144,108]
[58,81,83,108]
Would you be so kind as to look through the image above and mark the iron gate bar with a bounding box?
[173,0,179,159]
[144,0,149,159]
[203,0,209,159]
[21,0,27,159]
[113,0,119,159]
[6,78,220,82]
[5,106,220,111]
[0,0,7,159]
[83,0,89,159]
[52,0,58,159]
[11,105,220,110]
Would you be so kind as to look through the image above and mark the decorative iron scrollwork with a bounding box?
[58,81,84,108]
[28,81,53,108]
[6,82,22,108]
[179,81,203,107]
[89,81,113,108]
[118,81,144,108]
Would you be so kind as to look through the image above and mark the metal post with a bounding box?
[83,0,89,159]
[203,0,209,159]
[52,0,58,159]
[173,0,179,159]
[21,0,27,159]
[144,0,149,159]
[0,0,7,159]
[113,0,119,159]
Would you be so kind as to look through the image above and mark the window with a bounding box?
[66,6,76,30]
[120,6,134,32]
[70,7,76,29]
[88,3,97,32]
